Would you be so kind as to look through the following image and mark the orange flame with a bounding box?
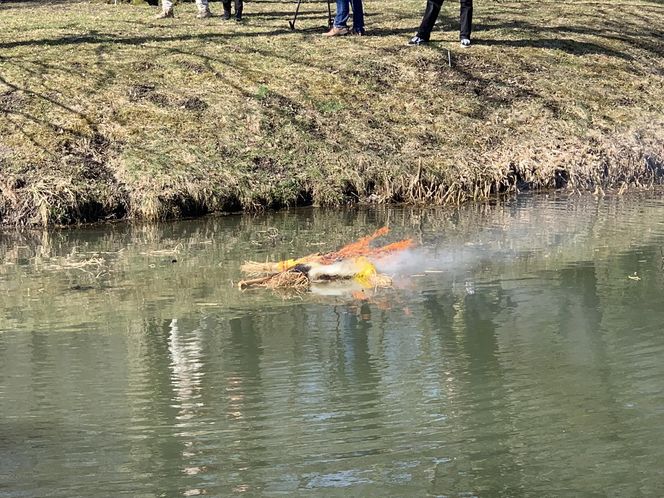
[320,227,413,264]
[370,239,415,258]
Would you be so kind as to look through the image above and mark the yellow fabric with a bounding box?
[353,257,378,287]
[277,259,298,271]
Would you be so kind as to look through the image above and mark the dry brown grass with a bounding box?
[238,270,310,290]
[0,0,663,226]
[240,260,285,276]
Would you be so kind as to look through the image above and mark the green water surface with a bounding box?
[1,193,664,497]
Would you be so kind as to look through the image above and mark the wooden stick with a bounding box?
[238,275,275,289]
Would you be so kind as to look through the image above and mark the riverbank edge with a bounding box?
[1,125,663,228]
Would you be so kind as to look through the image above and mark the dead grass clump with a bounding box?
[240,261,282,276]
[264,271,310,290]
[238,269,391,291]
[127,84,156,102]
[180,97,208,112]
[0,90,26,112]
[238,270,310,290]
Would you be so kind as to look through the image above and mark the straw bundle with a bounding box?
[240,228,413,277]
[240,254,320,276]
[240,261,283,276]
[238,228,408,293]
[238,270,310,290]
[264,271,310,290]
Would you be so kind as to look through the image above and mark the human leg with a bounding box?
[195,0,212,18]
[416,0,444,40]
[234,0,243,20]
[156,0,174,17]
[459,0,472,40]
[222,0,231,19]
[350,0,365,34]
[323,0,350,35]
[333,0,350,28]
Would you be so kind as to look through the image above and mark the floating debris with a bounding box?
[238,228,412,292]
[140,244,182,256]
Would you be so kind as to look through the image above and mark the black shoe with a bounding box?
[408,35,428,46]
[235,15,242,22]
[222,10,231,20]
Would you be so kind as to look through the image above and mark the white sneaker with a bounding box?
[460,38,471,47]
[408,35,428,46]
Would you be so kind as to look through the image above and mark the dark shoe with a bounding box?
[350,28,366,36]
[235,15,242,22]
[154,8,174,18]
[322,26,349,37]
[408,35,428,45]
[460,38,471,47]
[222,10,231,20]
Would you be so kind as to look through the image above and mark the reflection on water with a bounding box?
[168,318,208,496]
[1,192,664,496]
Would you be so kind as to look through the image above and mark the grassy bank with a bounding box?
[1,0,663,226]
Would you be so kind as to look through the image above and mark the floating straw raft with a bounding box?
[238,228,411,292]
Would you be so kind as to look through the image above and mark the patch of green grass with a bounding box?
[0,0,663,225]
[317,100,345,114]
[256,84,270,100]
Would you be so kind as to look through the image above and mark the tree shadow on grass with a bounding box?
[366,26,419,37]
[478,37,633,60]
[0,28,301,50]
[420,42,564,122]
[472,18,663,60]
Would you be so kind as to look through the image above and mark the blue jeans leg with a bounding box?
[334,0,350,28]
[350,0,364,32]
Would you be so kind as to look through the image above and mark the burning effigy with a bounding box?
[238,227,413,292]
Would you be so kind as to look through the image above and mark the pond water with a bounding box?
[1,192,664,497]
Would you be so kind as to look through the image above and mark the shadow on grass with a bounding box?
[472,18,663,59]
[478,37,633,59]
[0,28,299,50]
[2,1,660,62]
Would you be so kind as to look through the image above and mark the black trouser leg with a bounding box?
[222,0,231,14]
[459,0,473,39]
[235,0,243,18]
[416,0,444,40]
